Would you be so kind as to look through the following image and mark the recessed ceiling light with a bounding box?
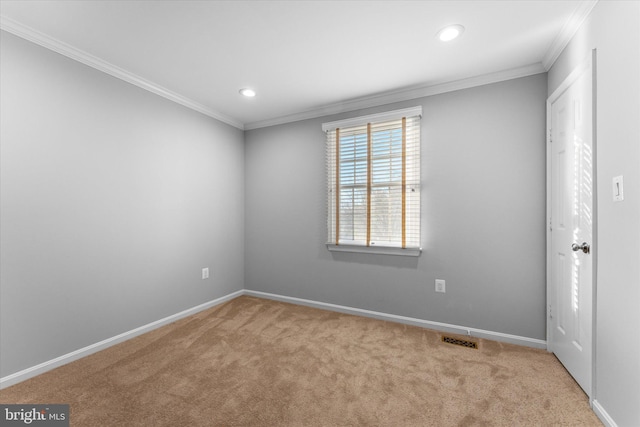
[437,24,465,42]
[239,88,256,97]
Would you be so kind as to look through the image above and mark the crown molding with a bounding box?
[244,62,546,130]
[542,0,599,70]
[2,2,586,134]
[0,16,244,130]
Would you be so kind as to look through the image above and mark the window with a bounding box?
[324,107,421,256]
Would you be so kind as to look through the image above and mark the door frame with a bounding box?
[546,49,597,402]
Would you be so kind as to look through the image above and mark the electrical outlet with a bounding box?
[202,268,209,280]
[435,279,446,293]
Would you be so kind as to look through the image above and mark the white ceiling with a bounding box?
[0,0,596,130]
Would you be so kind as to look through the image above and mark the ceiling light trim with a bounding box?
[541,0,599,70]
[437,24,465,42]
[244,63,546,130]
[239,88,256,98]
[0,16,244,130]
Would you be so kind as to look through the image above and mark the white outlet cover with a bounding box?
[202,268,209,279]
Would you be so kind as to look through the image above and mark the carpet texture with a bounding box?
[0,296,602,426]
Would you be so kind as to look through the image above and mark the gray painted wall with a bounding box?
[548,2,640,425]
[0,31,245,378]
[245,73,548,341]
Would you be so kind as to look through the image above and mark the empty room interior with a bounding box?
[1,1,638,426]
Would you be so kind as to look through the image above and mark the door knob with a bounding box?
[572,242,590,254]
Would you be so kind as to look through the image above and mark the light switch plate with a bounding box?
[435,279,446,293]
[613,176,624,202]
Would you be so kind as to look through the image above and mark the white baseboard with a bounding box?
[592,400,618,427]
[244,290,547,349]
[0,290,244,389]
[1,288,547,390]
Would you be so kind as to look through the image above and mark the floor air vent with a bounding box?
[441,335,478,349]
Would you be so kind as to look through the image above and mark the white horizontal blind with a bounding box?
[326,108,421,250]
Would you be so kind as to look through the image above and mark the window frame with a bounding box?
[323,106,422,257]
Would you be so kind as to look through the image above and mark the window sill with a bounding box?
[326,244,421,257]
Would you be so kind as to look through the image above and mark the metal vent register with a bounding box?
[441,335,478,349]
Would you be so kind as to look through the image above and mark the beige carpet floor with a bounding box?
[1,296,602,426]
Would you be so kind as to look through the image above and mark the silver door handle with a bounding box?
[572,242,590,254]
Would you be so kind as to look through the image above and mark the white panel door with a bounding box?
[548,53,594,397]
